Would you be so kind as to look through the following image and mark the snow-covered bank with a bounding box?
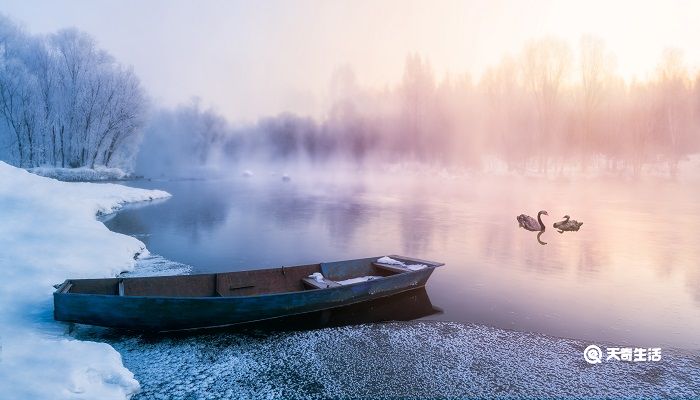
[0,161,170,399]
[28,165,133,182]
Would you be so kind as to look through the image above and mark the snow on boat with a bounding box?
[53,255,444,331]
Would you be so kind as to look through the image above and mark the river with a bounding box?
[105,170,700,349]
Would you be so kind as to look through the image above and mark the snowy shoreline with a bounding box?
[0,162,170,399]
[27,165,141,182]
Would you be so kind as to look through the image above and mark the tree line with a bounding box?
[2,12,698,176]
[0,15,145,170]
[140,36,700,176]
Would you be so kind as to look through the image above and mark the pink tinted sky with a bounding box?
[3,0,700,121]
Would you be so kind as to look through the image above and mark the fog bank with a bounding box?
[137,39,700,178]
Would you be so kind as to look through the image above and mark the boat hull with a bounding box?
[54,267,434,331]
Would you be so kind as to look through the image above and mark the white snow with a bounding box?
[308,272,324,283]
[119,253,192,278]
[376,256,427,270]
[28,165,131,181]
[377,256,404,265]
[0,161,171,399]
[309,273,381,285]
[336,276,382,285]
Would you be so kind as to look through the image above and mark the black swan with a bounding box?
[553,215,583,233]
[517,210,548,231]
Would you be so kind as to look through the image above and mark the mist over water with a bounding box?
[67,29,700,351]
[108,170,700,349]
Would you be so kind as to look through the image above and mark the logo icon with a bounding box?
[583,345,603,364]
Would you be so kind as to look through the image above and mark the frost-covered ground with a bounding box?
[0,161,170,399]
[28,165,133,181]
[74,322,700,399]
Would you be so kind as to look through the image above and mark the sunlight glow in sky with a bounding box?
[3,0,699,120]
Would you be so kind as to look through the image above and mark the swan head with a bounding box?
[538,210,548,216]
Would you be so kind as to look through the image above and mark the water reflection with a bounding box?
[258,185,377,247]
[536,231,547,245]
[234,287,440,334]
[105,180,232,245]
[399,200,439,254]
[107,175,700,349]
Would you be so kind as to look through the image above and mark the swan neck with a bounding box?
[537,212,545,231]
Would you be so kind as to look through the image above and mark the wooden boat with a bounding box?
[54,255,444,331]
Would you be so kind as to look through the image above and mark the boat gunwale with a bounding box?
[54,266,437,301]
[55,255,443,300]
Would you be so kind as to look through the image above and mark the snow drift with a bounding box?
[0,161,170,399]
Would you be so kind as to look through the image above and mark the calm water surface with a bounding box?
[106,171,700,349]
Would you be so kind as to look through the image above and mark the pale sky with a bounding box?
[2,0,700,121]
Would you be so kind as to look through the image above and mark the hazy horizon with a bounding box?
[3,0,700,122]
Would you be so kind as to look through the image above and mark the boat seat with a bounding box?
[372,262,409,274]
[302,277,341,289]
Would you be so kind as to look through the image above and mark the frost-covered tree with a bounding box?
[0,16,146,170]
[135,99,229,176]
[652,49,695,176]
[520,37,572,171]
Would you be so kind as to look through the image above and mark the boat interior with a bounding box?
[56,255,442,298]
